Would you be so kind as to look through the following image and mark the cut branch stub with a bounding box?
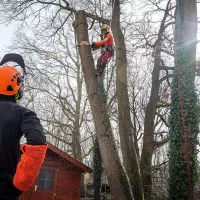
[79,41,90,45]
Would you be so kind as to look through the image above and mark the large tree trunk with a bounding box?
[93,53,105,200]
[75,10,133,200]
[140,1,171,199]
[111,0,143,199]
[168,0,198,199]
[140,39,162,200]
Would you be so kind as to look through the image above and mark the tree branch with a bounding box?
[156,103,171,108]
[154,138,168,148]
[155,112,169,127]
[160,66,174,70]
[159,74,173,83]
[161,49,174,56]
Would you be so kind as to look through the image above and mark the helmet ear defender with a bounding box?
[15,77,24,100]
[17,76,24,86]
[15,87,23,101]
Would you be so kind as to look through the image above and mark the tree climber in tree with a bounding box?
[91,24,115,76]
[0,53,47,200]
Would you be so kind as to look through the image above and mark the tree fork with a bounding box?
[75,10,133,200]
[111,0,144,199]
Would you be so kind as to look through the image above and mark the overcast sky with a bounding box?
[0,24,14,59]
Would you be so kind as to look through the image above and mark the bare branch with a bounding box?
[155,112,169,127]
[156,103,171,108]
[159,74,173,83]
[160,66,174,70]
[154,138,168,148]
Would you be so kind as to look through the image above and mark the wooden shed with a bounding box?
[19,142,92,200]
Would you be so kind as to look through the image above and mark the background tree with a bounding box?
[111,0,143,199]
[139,1,173,198]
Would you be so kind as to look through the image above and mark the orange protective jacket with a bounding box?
[95,33,114,48]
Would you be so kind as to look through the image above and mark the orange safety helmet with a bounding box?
[101,24,110,32]
[0,66,24,98]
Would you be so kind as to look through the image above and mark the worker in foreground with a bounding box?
[0,53,47,200]
[91,24,115,76]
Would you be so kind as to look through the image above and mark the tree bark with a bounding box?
[93,47,105,200]
[93,137,103,200]
[72,57,82,161]
[72,56,86,197]
[140,1,171,199]
[75,10,133,200]
[168,0,198,199]
[140,39,162,200]
[111,0,144,199]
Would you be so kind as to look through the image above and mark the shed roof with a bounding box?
[47,142,93,173]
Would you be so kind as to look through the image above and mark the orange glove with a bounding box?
[95,40,105,48]
[13,144,48,191]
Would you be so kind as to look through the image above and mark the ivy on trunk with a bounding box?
[168,0,199,199]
